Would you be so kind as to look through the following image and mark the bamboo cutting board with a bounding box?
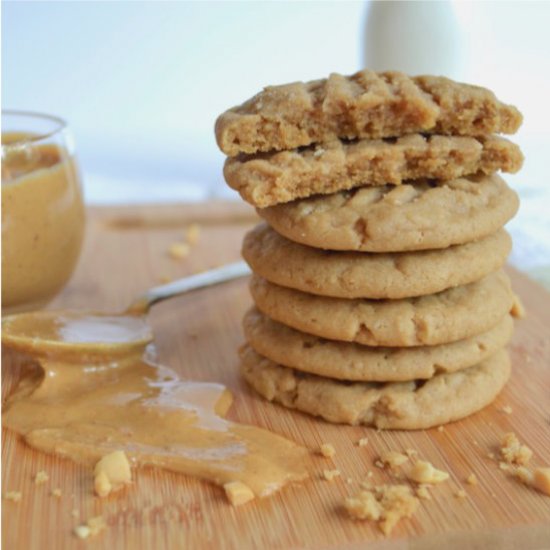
[2,202,550,550]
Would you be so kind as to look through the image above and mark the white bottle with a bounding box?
[363,0,464,79]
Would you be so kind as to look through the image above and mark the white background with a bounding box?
[3,1,550,282]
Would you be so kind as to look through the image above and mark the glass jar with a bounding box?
[2,111,85,313]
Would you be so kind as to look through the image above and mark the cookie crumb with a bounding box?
[408,461,449,484]
[74,526,91,540]
[501,405,513,415]
[94,450,132,498]
[379,450,408,468]
[357,437,369,447]
[323,469,341,481]
[404,449,418,459]
[500,432,532,465]
[346,478,354,485]
[51,488,62,498]
[223,481,255,506]
[437,426,445,432]
[168,242,191,260]
[455,489,467,499]
[74,516,106,539]
[466,473,478,486]
[344,485,419,535]
[185,223,201,245]
[415,485,431,500]
[4,491,22,503]
[487,452,496,460]
[533,468,550,496]
[319,443,336,458]
[34,471,49,485]
[514,466,534,485]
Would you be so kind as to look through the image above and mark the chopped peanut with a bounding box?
[224,481,255,506]
[408,461,449,484]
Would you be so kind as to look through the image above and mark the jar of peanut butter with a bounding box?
[2,111,85,313]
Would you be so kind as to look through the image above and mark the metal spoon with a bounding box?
[2,261,251,353]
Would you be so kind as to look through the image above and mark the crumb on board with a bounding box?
[533,468,550,496]
[455,489,467,499]
[185,223,201,245]
[379,450,408,468]
[415,485,431,500]
[374,460,385,469]
[437,426,445,432]
[404,449,418,459]
[223,481,255,506]
[466,473,478,486]
[51,488,62,498]
[71,509,80,518]
[322,469,341,481]
[500,432,532,465]
[74,516,106,539]
[94,450,132,498]
[357,437,369,447]
[408,461,449,484]
[347,478,354,485]
[501,405,513,415]
[34,471,49,485]
[487,452,496,460]
[344,485,419,535]
[319,443,336,458]
[4,491,22,503]
[168,242,191,260]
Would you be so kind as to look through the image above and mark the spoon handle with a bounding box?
[126,260,251,314]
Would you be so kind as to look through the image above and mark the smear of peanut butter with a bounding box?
[2,312,309,499]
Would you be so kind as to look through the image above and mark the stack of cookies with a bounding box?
[215,70,524,429]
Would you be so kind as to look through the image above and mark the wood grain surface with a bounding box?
[2,202,550,550]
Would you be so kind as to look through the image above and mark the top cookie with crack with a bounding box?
[258,174,519,252]
[225,135,523,207]
[215,69,522,156]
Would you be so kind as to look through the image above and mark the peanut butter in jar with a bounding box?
[2,112,85,313]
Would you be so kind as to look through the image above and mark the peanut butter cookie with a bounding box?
[225,135,522,207]
[242,224,511,299]
[249,271,515,347]
[240,346,511,429]
[259,174,518,252]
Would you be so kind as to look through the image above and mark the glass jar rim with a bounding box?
[2,110,67,147]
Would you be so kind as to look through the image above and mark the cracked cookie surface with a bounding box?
[243,308,513,382]
[240,346,511,429]
[249,271,515,347]
[243,224,512,299]
[216,70,522,156]
[259,174,519,252]
[225,135,523,207]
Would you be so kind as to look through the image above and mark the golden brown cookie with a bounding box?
[240,345,511,429]
[215,70,522,156]
[249,271,515,347]
[225,135,523,207]
[258,174,518,252]
[242,224,512,299]
[243,308,513,381]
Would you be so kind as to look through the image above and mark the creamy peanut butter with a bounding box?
[2,311,309,500]
[2,132,85,312]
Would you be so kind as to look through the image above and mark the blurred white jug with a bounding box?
[363,0,464,79]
